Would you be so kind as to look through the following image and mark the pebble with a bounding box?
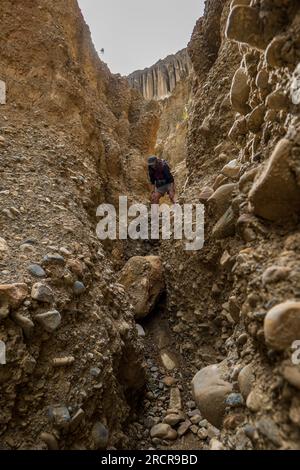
[197,428,208,440]
[136,324,146,337]
[169,387,182,410]
[73,281,86,295]
[48,405,70,429]
[282,362,300,390]
[163,412,185,426]
[150,423,177,440]
[42,253,65,266]
[90,367,101,377]
[31,282,54,303]
[238,364,255,399]
[28,264,46,278]
[190,425,198,434]
[177,420,191,437]
[225,393,244,407]
[190,414,202,424]
[35,310,61,332]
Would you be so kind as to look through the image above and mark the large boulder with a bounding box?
[118,256,164,319]
[192,363,233,427]
[249,139,300,221]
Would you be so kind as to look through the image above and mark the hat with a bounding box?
[148,155,158,167]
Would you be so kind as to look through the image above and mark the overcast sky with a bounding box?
[78,0,204,76]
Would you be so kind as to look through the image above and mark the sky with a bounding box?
[78,0,204,76]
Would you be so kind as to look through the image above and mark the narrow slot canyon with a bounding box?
[1,0,300,453]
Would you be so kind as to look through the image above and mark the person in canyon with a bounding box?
[148,155,176,204]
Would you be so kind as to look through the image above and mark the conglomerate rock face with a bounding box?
[128,49,192,101]
[160,0,300,450]
[0,0,161,450]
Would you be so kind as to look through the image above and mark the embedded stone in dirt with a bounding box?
[31,283,54,303]
[28,264,46,278]
[225,5,265,50]
[264,301,300,351]
[230,67,250,115]
[163,411,185,426]
[266,89,289,111]
[281,361,300,391]
[199,186,214,203]
[135,324,145,337]
[160,351,176,371]
[291,64,300,105]
[212,206,236,239]
[208,183,237,218]
[262,266,291,286]
[238,364,255,399]
[48,405,70,429]
[118,256,164,319]
[35,309,62,332]
[73,281,86,295]
[177,420,191,437]
[192,363,233,427]
[249,139,300,221]
[0,283,28,318]
[169,387,182,410]
[150,423,177,440]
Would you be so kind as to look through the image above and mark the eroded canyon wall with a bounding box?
[128,49,192,101]
[0,0,160,450]
[162,0,300,449]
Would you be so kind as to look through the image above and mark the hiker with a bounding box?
[148,156,176,204]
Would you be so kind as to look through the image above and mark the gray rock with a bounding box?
[48,405,70,429]
[73,281,86,295]
[91,422,109,450]
[256,417,282,447]
[42,253,65,266]
[90,367,101,378]
[35,310,61,332]
[31,283,54,303]
[177,419,191,437]
[28,264,46,278]
[225,393,244,407]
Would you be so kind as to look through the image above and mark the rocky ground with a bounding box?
[1,0,300,452]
